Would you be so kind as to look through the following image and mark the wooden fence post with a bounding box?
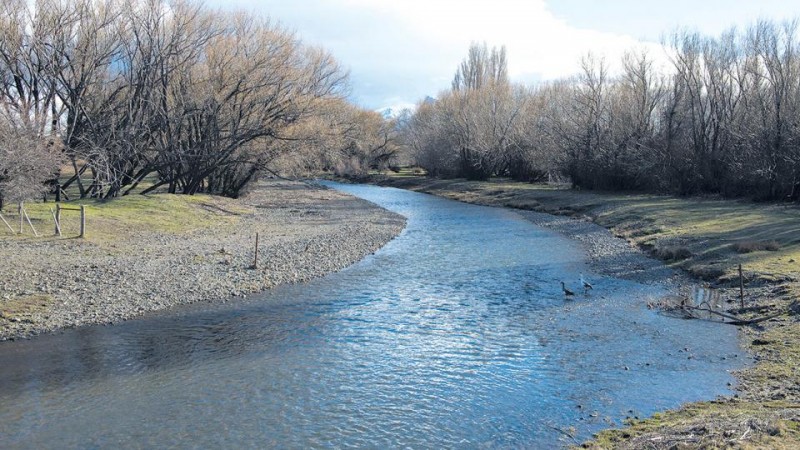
[79,205,86,238]
[739,264,745,309]
[0,212,13,234]
[18,202,23,234]
[55,204,61,236]
[252,232,259,269]
[22,206,38,237]
[51,207,62,237]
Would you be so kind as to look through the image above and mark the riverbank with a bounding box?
[0,180,406,341]
[364,172,800,449]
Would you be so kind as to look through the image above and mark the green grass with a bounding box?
[0,193,251,243]
[0,163,255,242]
[586,400,800,450]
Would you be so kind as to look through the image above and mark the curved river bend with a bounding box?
[0,182,744,448]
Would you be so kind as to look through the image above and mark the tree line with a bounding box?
[0,0,398,207]
[405,20,800,201]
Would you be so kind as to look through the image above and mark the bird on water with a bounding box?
[580,274,593,293]
[561,281,575,297]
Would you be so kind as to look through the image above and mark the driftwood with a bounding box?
[653,288,792,326]
[673,304,784,325]
[544,423,579,445]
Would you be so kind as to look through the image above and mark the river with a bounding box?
[0,182,745,448]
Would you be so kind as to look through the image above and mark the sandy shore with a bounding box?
[0,180,406,340]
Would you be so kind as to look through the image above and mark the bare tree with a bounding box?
[0,118,62,208]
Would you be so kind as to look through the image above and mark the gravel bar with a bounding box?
[0,180,406,340]
[516,210,685,286]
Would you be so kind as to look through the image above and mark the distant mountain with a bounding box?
[378,107,413,120]
[377,99,432,120]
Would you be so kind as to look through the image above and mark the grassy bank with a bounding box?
[3,193,249,240]
[369,170,800,449]
[0,193,250,324]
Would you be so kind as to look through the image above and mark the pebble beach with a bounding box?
[0,180,406,340]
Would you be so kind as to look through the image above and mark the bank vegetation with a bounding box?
[404,20,800,202]
[0,0,399,209]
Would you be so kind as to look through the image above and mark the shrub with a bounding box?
[655,245,693,261]
[733,240,781,253]
[690,265,727,281]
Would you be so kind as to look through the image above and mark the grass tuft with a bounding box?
[734,240,781,253]
[654,245,692,261]
[0,294,54,324]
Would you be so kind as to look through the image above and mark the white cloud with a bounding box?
[208,0,789,111]
[331,0,667,107]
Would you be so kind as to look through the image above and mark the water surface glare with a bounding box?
[0,182,745,448]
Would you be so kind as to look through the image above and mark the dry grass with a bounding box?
[1,165,253,244]
[584,401,800,450]
[735,240,782,254]
[0,294,54,324]
[654,245,693,261]
[0,194,249,245]
[0,164,255,251]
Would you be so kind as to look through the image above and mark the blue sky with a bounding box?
[207,0,799,111]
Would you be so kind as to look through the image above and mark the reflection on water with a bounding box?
[0,182,745,448]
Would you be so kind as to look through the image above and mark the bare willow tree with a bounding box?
[509,81,566,182]
[0,0,60,136]
[268,98,399,178]
[557,54,611,188]
[1,0,364,200]
[0,0,66,206]
[452,43,509,91]
[407,42,530,180]
[45,0,122,199]
[0,119,62,208]
[405,19,800,201]
[739,20,800,199]
[329,105,398,176]
[405,97,458,177]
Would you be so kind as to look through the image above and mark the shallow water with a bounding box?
[0,182,745,448]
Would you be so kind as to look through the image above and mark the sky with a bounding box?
[207,0,799,112]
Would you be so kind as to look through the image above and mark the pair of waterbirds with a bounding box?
[561,274,593,297]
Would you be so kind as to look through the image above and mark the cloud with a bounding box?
[207,0,762,111]
[334,0,666,108]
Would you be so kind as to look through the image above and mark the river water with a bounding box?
[0,182,745,448]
